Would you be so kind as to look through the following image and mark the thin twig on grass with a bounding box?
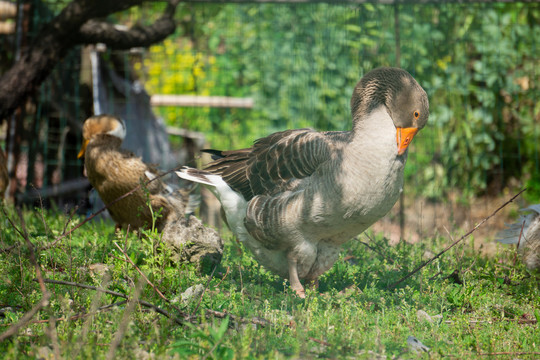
[358,240,395,264]
[362,232,395,264]
[192,265,217,317]
[387,188,526,290]
[71,274,113,359]
[106,278,144,360]
[40,278,270,327]
[39,205,79,251]
[0,206,29,246]
[0,208,51,343]
[0,295,51,342]
[39,278,186,325]
[28,300,129,325]
[0,243,17,253]
[215,266,231,288]
[32,186,77,251]
[204,309,270,327]
[16,206,48,292]
[443,317,537,325]
[112,244,250,327]
[112,241,182,312]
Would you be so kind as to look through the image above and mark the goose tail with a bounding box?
[175,166,218,187]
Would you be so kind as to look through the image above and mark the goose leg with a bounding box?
[287,253,305,298]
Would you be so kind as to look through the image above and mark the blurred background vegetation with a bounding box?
[133,2,539,201]
[0,1,538,206]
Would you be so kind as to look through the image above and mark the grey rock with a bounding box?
[162,215,223,273]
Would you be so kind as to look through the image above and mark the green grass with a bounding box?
[0,204,539,359]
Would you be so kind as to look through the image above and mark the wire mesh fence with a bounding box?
[0,1,538,243]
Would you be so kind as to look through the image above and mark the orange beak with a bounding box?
[396,127,419,156]
[78,139,89,159]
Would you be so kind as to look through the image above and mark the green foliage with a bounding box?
[1,206,539,358]
[170,317,234,359]
[417,3,540,197]
[138,3,538,197]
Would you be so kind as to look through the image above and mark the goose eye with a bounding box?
[414,111,420,119]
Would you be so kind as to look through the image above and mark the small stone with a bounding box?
[407,335,430,353]
[422,250,435,261]
[89,263,109,276]
[179,284,205,304]
[416,309,433,323]
[162,215,224,273]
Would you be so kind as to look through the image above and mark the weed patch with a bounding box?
[1,205,539,358]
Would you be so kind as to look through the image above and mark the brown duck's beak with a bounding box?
[78,139,89,159]
[396,127,419,156]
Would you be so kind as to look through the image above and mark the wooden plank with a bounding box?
[0,1,16,21]
[166,126,206,142]
[17,178,90,202]
[150,94,254,109]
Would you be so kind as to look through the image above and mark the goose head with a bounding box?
[78,115,126,158]
[350,67,429,155]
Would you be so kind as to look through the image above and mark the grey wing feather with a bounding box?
[204,129,338,200]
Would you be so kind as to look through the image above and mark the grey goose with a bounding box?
[177,67,429,297]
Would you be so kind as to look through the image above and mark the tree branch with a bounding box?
[79,1,179,49]
[0,0,179,120]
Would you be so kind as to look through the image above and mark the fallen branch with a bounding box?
[204,309,269,327]
[387,188,526,290]
[39,278,186,325]
[39,278,270,327]
[0,295,51,342]
[113,241,179,311]
[29,300,129,325]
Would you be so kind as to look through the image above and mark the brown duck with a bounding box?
[78,115,184,231]
[177,67,429,297]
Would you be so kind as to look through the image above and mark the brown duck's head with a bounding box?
[350,67,429,155]
[78,115,126,158]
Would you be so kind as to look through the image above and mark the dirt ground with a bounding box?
[372,190,528,256]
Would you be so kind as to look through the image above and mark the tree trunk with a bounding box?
[0,0,178,121]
